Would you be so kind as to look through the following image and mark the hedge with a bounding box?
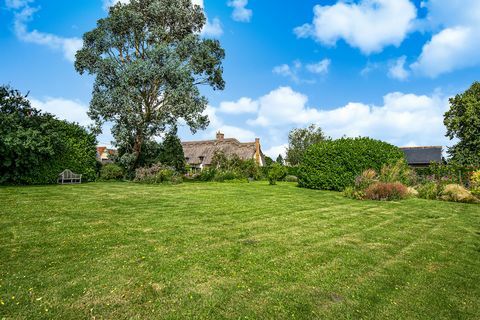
[298,137,405,191]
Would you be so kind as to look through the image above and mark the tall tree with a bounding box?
[286,124,327,166]
[276,154,284,165]
[444,82,480,166]
[75,0,225,171]
[158,128,185,172]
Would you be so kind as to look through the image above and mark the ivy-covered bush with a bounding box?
[298,137,405,191]
[100,163,124,181]
[0,86,97,185]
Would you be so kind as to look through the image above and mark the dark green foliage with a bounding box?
[268,163,287,185]
[158,129,186,173]
[100,163,124,181]
[75,0,225,170]
[298,137,405,191]
[444,81,480,166]
[207,151,262,181]
[276,154,284,165]
[0,85,97,185]
[264,156,274,166]
[286,124,327,165]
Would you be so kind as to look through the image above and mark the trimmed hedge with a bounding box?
[298,137,405,191]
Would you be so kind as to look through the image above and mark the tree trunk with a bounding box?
[133,132,143,168]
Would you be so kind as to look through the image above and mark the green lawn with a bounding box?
[0,182,479,319]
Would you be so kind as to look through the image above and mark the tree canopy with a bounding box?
[444,81,480,166]
[286,124,327,166]
[75,0,225,171]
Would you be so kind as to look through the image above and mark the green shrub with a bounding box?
[268,163,287,185]
[355,169,378,190]
[379,159,417,186]
[197,168,217,181]
[364,182,409,201]
[134,163,181,184]
[284,175,298,183]
[343,186,366,200]
[298,137,405,191]
[417,182,443,200]
[471,170,480,196]
[100,163,124,181]
[213,170,240,182]
[0,85,98,185]
[440,184,479,203]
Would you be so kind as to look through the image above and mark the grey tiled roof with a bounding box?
[400,146,443,165]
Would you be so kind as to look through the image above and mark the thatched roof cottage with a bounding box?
[182,132,265,170]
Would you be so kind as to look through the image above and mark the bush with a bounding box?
[213,170,241,182]
[343,186,366,200]
[298,137,405,191]
[284,175,298,183]
[407,187,419,198]
[268,163,287,185]
[100,163,124,181]
[417,182,443,200]
[134,163,181,184]
[355,169,378,190]
[379,159,417,186]
[440,184,479,203]
[364,182,409,201]
[471,170,480,196]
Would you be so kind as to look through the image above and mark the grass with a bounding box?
[0,182,479,319]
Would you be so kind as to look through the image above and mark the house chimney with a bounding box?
[255,138,261,165]
[216,131,224,141]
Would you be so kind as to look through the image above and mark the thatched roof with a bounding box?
[182,135,263,166]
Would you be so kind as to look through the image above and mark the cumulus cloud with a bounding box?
[264,144,287,159]
[30,97,91,126]
[245,86,449,147]
[411,0,480,77]
[388,56,409,81]
[6,1,82,62]
[219,97,258,114]
[295,0,417,54]
[228,0,252,22]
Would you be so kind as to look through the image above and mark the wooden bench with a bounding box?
[58,169,82,184]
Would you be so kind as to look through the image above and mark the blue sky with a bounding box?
[1,0,480,158]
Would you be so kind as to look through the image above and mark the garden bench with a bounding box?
[58,169,82,184]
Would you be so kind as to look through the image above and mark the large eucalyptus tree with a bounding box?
[75,0,225,170]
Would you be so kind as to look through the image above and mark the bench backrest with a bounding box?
[59,169,81,179]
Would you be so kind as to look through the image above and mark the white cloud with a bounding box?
[248,87,314,127]
[264,144,287,159]
[244,86,449,147]
[306,59,331,75]
[388,56,409,81]
[228,0,252,22]
[272,60,322,83]
[219,97,258,114]
[411,27,480,77]
[30,97,91,126]
[410,0,480,77]
[7,1,82,62]
[201,17,223,37]
[295,0,417,54]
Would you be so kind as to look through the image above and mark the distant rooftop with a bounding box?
[400,146,443,166]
